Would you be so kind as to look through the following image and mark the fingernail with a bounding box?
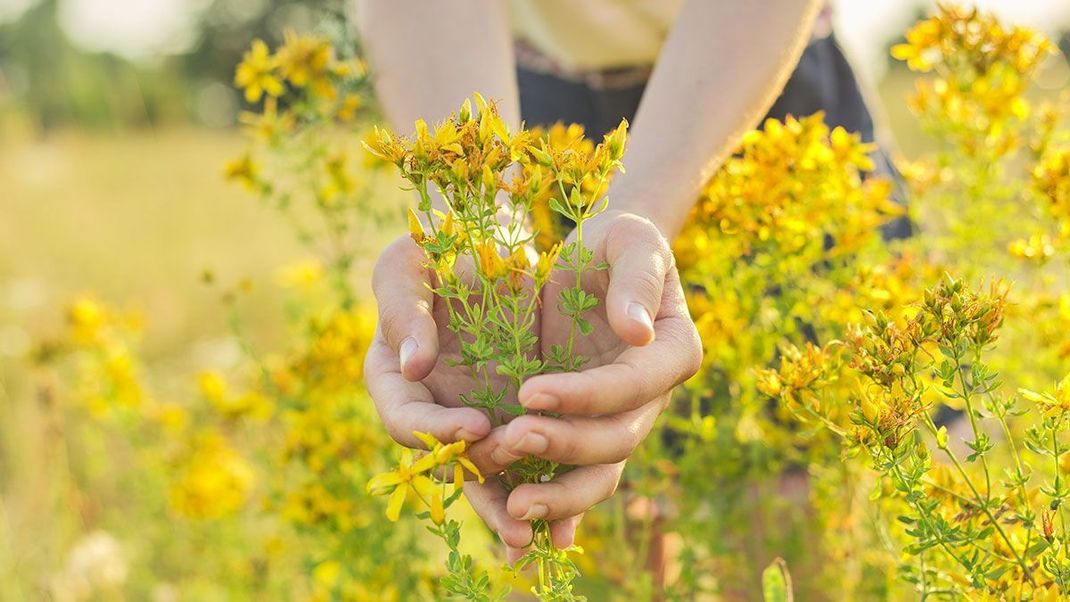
[491,445,521,467]
[627,302,653,331]
[454,427,477,442]
[399,336,418,370]
[521,503,549,520]
[514,432,549,454]
[521,393,558,410]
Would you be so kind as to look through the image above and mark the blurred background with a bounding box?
[1,0,1069,358]
[1,0,1069,599]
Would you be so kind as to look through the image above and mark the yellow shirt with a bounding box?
[510,0,685,70]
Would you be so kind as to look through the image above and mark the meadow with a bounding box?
[4,5,1070,601]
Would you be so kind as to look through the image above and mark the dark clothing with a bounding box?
[516,33,912,239]
[518,35,875,142]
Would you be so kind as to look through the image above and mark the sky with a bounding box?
[0,0,1069,73]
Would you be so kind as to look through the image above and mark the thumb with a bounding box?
[372,236,440,381]
[604,214,671,347]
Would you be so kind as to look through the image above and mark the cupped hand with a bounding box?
[363,236,498,448]
[466,211,702,561]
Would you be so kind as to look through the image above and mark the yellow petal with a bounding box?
[453,464,464,490]
[430,493,445,525]
[458,456,484,484]
[386,485,406,521]
[411,453,437,475]
[412,475,437,497]
[366,471,403,494]
[412,430,438,449]
[407,209,425,243]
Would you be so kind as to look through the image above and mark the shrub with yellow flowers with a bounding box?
[569,4,1070,600]
[32,30,445,601]
[732,5,1070,600]
[591,111,916,599]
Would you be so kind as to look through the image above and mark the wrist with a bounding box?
[606,187,687,240]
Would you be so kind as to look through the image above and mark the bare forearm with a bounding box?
[356,0,519,132]
[612,0,822,238]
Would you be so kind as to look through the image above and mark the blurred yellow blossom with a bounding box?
[170,433,255,520]
[234,39,284,103]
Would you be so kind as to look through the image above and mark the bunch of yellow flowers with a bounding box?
[365,94,627,601]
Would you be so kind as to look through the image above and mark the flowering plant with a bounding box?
[364,94,627,601]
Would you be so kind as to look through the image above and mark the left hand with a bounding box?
[465,211,702,562]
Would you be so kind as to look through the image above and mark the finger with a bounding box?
[550,513,583,549]
[604,214,672,347]
[493,400,663,466]
[465,478,533,549]
[507,463,626,522]
[465,427,522,477]
[364,337,490,447]
[506,545,526,566]
[519,307,701,414]
[372,236,439,381]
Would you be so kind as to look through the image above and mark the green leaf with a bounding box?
[548,196,571,219]
[577,317,593,336]
[500,403,526,416]
[762,558,793,602]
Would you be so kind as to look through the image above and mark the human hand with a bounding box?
[466,211,702,562]
[363,236,500,448]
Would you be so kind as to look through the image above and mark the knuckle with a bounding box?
[607,213,659,251]
[558,425,581,461]
[682,326,703,380]
[627,369,652,410]
[378,313,407,350]
[663,318,704,383]
[628,269,665,305]
[383,419,410,447]
[575,372,601,412]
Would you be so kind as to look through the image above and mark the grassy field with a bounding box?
[0,126,408,599]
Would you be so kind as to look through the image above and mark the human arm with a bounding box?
[611,0,823,238]
[355,0,519,131]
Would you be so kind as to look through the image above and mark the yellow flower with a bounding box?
[362,126,406,165]
[411,431,483,485]
[336,94,363,122]
[476,239,507,280]
[312,560,341,588]
[239,98,296,141]
[275,30,332,92]
[600,119,629,163]
[407,208,427,245]
[366,448,437,521]
[535,242,562,285]
[198,371,227,403]
[319,152,354,204]
[234,39,284,103]
[67,294,107,345]
[1021,374,1070,415]
[224,152,260,190]
[1008,233,1057,263]
[146,401,189,434]
[170,434,255,519]
[275,259,324,289]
